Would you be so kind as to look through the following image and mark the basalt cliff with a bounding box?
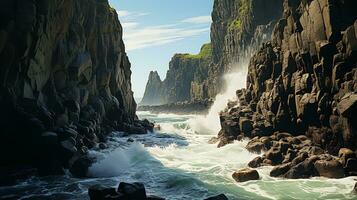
[140,0,284,106]
[218,0,357,180]
[0,0,152,183]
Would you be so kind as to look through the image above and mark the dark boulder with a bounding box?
[88,185,119,200]
[70,156,94,178]
[248,156,263,168]
[314,159,344,178]
[204,194,228,200]
[117,182,147,200]
[232,168,259,182]
[270,163,291,177]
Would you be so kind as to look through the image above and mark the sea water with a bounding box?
[1,71,356,199]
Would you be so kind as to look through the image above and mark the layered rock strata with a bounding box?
[0,0,152,182]
[218,0,357,179]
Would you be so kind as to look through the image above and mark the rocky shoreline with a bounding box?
[88,182,228,200]
[215,0,357,182]
[138,100,213,115]
[0,0,153,186]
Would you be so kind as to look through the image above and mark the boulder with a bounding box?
[314,159,344,178]
[265,147,283,165]
[117,182,147,200]
[232,168,259,182]
[338,148,355,166]
[204,194,228,200]
[246,139,264,154]
[248,156,263,168]
[270,163,291,177]
[88,185,118,200]
[337,94,357,117]
[69,156,94,178]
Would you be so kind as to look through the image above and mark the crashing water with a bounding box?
[1,111,356,200]
[1,63,356,200]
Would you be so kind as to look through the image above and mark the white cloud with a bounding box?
[113,8,211,51]
[123,25,209,51]
[121,22,139,29]
[117,10,131,18]
[117,10,149,20]
[181,16,212,24]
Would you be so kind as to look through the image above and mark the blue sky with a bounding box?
[109,0,214,98]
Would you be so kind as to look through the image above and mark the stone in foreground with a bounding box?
[204,194,229,200]
[232,168,260,182]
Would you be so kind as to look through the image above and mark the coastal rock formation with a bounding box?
[141,43,212,105]
[218,0,357,179]
[88,182,165,200]
[0,0,152,182]
[232,168,259,182]
[141,0,284,106]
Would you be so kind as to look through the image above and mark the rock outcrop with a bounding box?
[88,182,165,200]
[218,0,357,179]
[141,0,284,106]
[140,43,212,105]
[0,0,152,182]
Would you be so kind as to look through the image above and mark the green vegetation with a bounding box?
[228,0,251,31]
[180,43,212,60]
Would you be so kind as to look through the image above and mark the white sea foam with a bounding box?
[189,63,248,135]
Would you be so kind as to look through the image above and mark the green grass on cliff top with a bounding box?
[180,43,212,59]
[228,0,251,31]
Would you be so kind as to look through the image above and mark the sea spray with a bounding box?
[189,62,248,135]
[89,143,147,177]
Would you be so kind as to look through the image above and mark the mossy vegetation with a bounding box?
[228,0,251,31]
[180,43,212,60]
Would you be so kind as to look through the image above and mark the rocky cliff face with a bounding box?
[0,0,151,180]
[141,0,284,106]
[218,0,357,179]
[140,43,212,105]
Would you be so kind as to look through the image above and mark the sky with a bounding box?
[109,0,214,98]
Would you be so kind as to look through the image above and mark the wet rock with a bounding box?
[204,194,228,200]
[117,182,147,200]
[232,168,259,182]
[69,156,94,178]
[338,148,356,166]
[270,163,291,177]
[88,185,118,200]
[265,147,283,165]
[314,159,344,178]
[248,156,263,168]
[246,139,264,154]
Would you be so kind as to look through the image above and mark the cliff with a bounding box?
[140,43,212,105]
[141,0,284,106]
[218,0,357,179]
[0,0,152,180]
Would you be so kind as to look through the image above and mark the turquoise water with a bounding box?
[0,111,356,200]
